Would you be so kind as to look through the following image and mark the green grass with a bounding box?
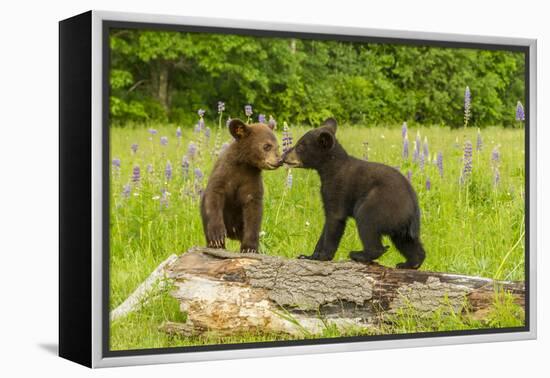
[109,122,525,351]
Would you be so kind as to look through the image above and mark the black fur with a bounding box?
[282,118,426,269]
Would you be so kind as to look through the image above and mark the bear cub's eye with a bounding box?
[263,144,272,152]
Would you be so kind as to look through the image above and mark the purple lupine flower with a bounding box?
[198,109,205,117]
[165,161,172,181]
[160,188,169,208]
[476,129,483,151]
[516,101,525,121]
[268,115,277,130]
[460,140,473,184]
[258,114,266,123]
[181,156,189,177]
[244,105,253,117]
[132,165,141,184]
[494,167,500,186]
[122,184,131,198]
[436,151,444,177]
[131,144,138,154]
[402,122,408,139]
[176,127,182,138]
[407,170,412,182]
[419,151,425,171]
[464,86,471,127]
[204,127,211,139]
[403,136,409,159]
[412,141,419,164]
[363,141,369,161]
[160,136,168,146]
[148,128,158,136]
[187,142,198,158]
[220,142,229,154]
[146,164,154,174]
[194,168,204,181]
[286,170,293,189]
[426,177,431,191]
[112,158,121,169]
[218,101,225,113]
[194,123,202,133]
[491,147,500,166]
[423,136,429,158]
[282,122,293,153]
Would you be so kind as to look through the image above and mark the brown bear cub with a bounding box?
[200,119,282,253]
[282,118,426,269]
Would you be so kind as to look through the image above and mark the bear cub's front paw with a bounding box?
[207,224,226,248]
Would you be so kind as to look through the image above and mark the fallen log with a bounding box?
[159,247,525,337]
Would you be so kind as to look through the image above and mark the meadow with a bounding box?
[109,118,525,351]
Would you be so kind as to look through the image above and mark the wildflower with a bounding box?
[268,115,277,130]
[403,135,409,159]
[198,109,205,117]
[286,169,293,188]
[187,142,198,158]
[148,128,158,136]
[131,143,138,154]
[194,168,204,181]
[476,128,483,151]
[160,188,169,208]
[412,141,419,164]
[416,131,421,152]
[426,177,431,191]
[204,127,211,140]
[258,114,266,123]
[491,147,500,166]
[423,136,429,158]
[122,184,131,198]
[160,136,168,146]
[181,156,189,177]
[112,158,121,169]
[147,164,154,174]
[494,167,500,186]
[194,123,202,133]
[464,86,471,127]
[132,165,141,184]
[176,127,182,138]
[217,101,225,114]
[516,101,525,121]
[436,151,444,177]
[244,104,253,117]
[402,122,408,139]
[460,140,473,184]
[419,151,425,171]
[282,122,293,153]
[165,161,172,181]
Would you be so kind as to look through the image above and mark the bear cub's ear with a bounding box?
[321,117,337,134]
[229,119,250,139]
[318,131,335,150]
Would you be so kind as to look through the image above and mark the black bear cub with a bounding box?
[200,119,282,253]
[282,118,426,269]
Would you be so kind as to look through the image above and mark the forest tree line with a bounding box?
[109,29,525,128]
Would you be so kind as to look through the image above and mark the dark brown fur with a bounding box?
[282,118,426,269]
[200,119,282,253]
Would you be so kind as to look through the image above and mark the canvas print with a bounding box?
[107,26,527,352]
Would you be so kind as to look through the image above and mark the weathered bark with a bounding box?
[160,247,525,337]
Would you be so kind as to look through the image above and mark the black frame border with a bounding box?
[101,19,531,359]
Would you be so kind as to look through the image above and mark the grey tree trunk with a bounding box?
[159,248,524,337]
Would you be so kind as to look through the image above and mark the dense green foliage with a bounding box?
[109,123,525,350]
[110,30,525,128]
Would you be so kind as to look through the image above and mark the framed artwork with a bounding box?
[59,10,536,368]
